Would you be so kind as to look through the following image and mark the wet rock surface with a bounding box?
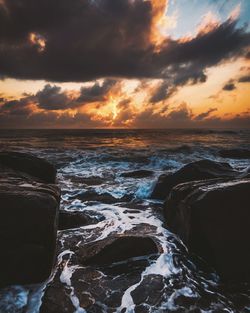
[40,224,165,313]
[58,210,104,230]
[82,236,160,266]
[0,151,60,287]
[0,130,250,313]
[0,151,57,183]
[40,217,250,313]
[151,159,241,200]
[165,178,250,282]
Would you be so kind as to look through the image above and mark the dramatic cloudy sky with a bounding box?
[0,0,250,128]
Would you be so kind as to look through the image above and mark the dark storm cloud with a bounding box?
[34,79,117,110]
[238,75,250,83]
[36,84,71,110]
[0,0,249,83]
[78,79,117,103]
[150,81,169,103]
[223,82,236,91]
[0,78,117,115]
[0,97,34,115]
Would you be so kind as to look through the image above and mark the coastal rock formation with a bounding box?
[0,151,56,183]
[58,210,104,230]
[219,148,250,159]
[0,151,60,287]
[40,226,162,313]
[164,178,250,282]
[151,159,239,200]
[82,236,159,266]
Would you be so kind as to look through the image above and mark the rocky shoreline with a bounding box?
[0,151,60,288]
[0,151,250,312]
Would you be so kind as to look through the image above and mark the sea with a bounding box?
[0,129,250,313]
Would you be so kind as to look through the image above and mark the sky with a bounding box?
[0,0,250,129]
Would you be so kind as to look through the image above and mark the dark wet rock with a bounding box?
[0,152,60,287]
[120,170,154,178]
[41,226,163,312]
[151,159,238,200]
[219,148,250,159]
[131,275,165,305]
[40,282,75,313]
[164,178,250,282]
[82,236,160,266]
[70,190,132,204]
[0,151,56,183]
[58,210,104,230]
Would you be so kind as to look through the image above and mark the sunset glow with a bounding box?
[0,0,250,128]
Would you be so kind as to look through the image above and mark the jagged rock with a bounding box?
[82,236,160,266]
[164,178,250,282]
[58,210,104,230]
[219,148,250,159]
[0,152,60,287]
[40,227,162,313]
[0,151,56,183]
[151,159,239,200]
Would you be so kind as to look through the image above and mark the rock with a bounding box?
[58,210,104,230]
[164,178,250,282]
[120,170,154,178]
[131,275,165,305]
[151,159,238,200]
[219,148,250,159]
[82,236,160,266]
[0,151,56,183]
[40,282,76,313]
[70,190,132,204]
[41,227,163,312]
[0,152,60,287]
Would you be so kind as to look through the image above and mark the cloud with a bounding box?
[0,0,249,84]
[0,97,34,115]
[223,82,236,91]
[194,108,218,121]
[132,104,250,128]
[36,84,72,110]
[150,81,169,103]
[238,75,250,83]
[78,79,117,103]
[166,103,192,121]
[33,78,117,110]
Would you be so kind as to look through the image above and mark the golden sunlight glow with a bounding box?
[149,0,169,46]
[0,0,249,128]
[29,32,46,52]
[170,58,250,117]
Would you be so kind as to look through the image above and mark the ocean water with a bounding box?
[0,129,250,313]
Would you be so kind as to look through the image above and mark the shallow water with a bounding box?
[0,129,250,313]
